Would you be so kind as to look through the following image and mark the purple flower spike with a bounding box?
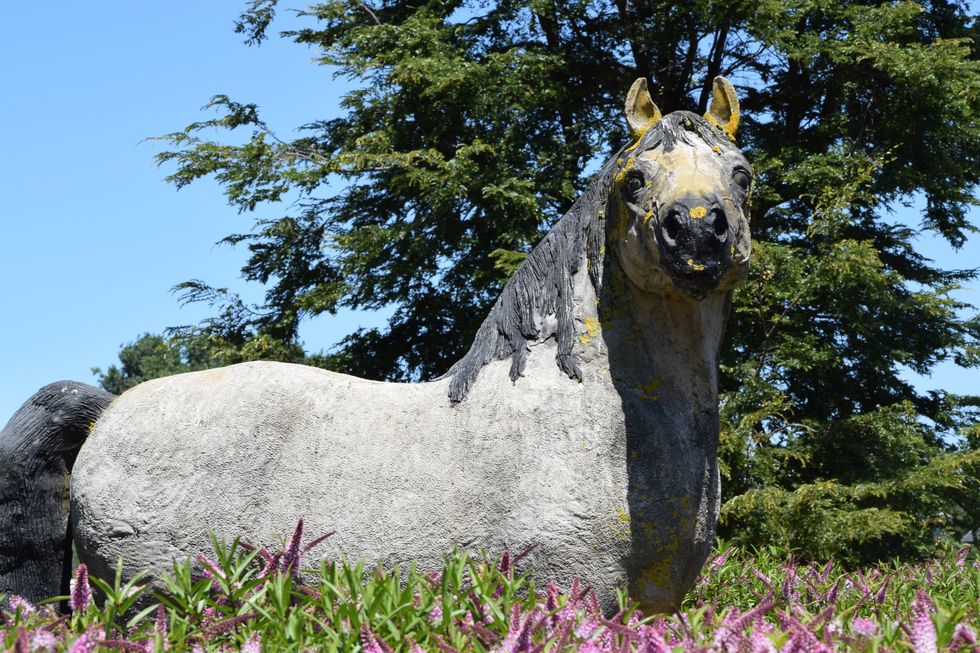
[851,617,878,638]
[428,604,443,623]
[904,591,937,653]
[302,530,335,554]
[282,518,304,579]
[711,547,735,571]
[70,564,92,614]
[31,629,57,651]
[495,610,536,653]
[8,595,35,616]
[13,627,28,653]
[67,626,104,653]
[241,631,262,653]
[155,604,169,642]
[258,550,283,580]
[781,567,799,601]
[498,550,512,577]
[635,625,672,653]
[360,624,393,653]
[955,547,969,567]
[751,568,774,588]
[405,637,426,653]
[948,623,976,649]
[747,628,775,653]
[874,576,890,604]
[545,582,560,616]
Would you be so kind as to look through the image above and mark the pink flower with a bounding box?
[13,627,28,653]
[428,604,443,623]
[904,591,937,653]
[30,629,58,651]
[154,604,170,650]
[955,547,969,568]
[824,619,842,640]
[752,568,774,587]
[635,626,672,653]
[200,605,219,628]
[825,579,841,604]
[67,627,104,653]
[948,623,976,650]
[493,610,536,653]
[282,519,304,579]
[196,554,228,591]
[777,611,833,653]
[545,583,560,617]
[405,636,426,653]
[711,547,735,571]
[9,596,35,615]
[781,566,800,601]
[874,576,890,604]
[360,624,393,653]
[497,550,512,578]
[851,617,878,638]
[575,614,600,639]
[747,629,775,653]
[257,549,283,580]
[69,564,92,613]
[241,631,262,653]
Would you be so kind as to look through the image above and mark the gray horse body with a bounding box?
[3,79,751,613]
[73,277,726,612]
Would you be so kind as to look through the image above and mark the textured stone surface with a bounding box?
[70,79,752,613]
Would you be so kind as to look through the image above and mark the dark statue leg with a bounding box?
[0,382,113,607]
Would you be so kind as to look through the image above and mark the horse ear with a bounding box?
[705,76,740,141]
[625,78,662,139]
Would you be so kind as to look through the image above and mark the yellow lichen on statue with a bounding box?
[579,316,601,345]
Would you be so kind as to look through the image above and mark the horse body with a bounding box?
[2,78,751,613]
[73,266,728,613]
[72,350,635,608]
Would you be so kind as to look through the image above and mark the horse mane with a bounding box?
[443,112,733,403]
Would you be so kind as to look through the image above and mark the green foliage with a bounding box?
[4,534,979,651]
[93,334,213,394]
[718,145,980,560]
[98,0,980,561]
[93,329,335,394]
[687,542,980,634]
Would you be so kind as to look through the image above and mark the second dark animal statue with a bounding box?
[1,77,752,613]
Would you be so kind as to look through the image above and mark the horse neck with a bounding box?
[591,258,730,410]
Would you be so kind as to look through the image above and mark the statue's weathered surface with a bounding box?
[3,78,751,613]
[0,382,112,605]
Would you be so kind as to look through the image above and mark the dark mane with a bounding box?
[443,112,733,403]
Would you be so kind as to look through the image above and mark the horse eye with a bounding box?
[627,176,643,192]
[733,169,751,191]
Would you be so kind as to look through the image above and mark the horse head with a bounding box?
[611,77,752,300]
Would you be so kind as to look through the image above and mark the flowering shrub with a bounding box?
[1,521,977,651]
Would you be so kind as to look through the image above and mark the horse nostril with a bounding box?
[712,209,728,240]
[663,210,681,245]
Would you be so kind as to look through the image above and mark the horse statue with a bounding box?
[0,77,751,614]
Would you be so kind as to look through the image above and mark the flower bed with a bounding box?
[2,521,977,651]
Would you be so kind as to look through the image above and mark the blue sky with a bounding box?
[0,2,976,422]
[0,2,383,420]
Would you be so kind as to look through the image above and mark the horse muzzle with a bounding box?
[655,196,732,298]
